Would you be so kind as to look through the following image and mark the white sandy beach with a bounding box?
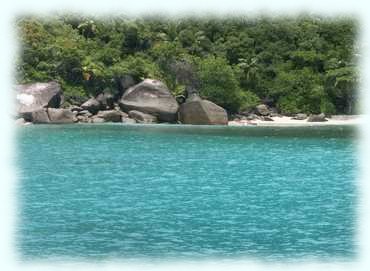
[228,115,364,127]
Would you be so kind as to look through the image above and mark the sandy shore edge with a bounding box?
[228,115,363,127]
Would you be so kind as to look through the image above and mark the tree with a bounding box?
[198,56,245,112]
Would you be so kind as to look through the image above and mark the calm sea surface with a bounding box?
[17,124,357,261]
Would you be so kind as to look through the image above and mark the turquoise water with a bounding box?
[17,124,357,261]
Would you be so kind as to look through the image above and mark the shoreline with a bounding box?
[19,115,363,127]
[228,115,363,127]
[16,82,361,127]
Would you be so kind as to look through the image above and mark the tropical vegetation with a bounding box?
[16,14,359,114]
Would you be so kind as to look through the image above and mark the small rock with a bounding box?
[269,107,279,114]
[77,110,93,117]
[128,110,158,123]
[15,118,26,125]
[91,117,105,123]
[120,111,129,118]
[186,93,202,102]
[81,97,101,114]
[96,92,114,110]
[48,108,77,123]
[33,109,50,123]
[270,112,279,117]
[307,113,327,122]
[122,117,137,124]
[69,106,83,112]
[263,116,274,121]
[176,95,186,104]
[96,110,122,122]
[239,110,252,116]
[246,113,259,120]
[255,104,270,116]
[76,115,89,122]
[293,113,308,120]
[120,74,136,91]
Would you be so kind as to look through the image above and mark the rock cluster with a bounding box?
[231,104,329,123]
[232,104,280,122]
[15,82,77,124]
[15,78,230,126]
[15,81,63,114]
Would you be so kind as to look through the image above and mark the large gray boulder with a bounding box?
[48,108,77,123]
[15,81,63,114]
[178,100,228,125]
[128,110,158,123]
[119,79,179,122]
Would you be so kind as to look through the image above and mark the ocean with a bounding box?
[16,124,357,261]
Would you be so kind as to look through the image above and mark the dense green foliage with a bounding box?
[16,15,358,114]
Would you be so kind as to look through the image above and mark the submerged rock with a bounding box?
[119,79,179,122]
[15,81,63,114]
[128,110,157,123]
[178,100,228,125]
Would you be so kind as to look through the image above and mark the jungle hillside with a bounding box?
[16,14,359,115]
